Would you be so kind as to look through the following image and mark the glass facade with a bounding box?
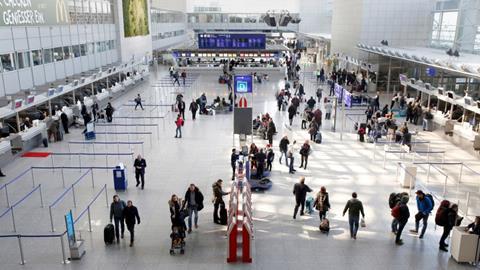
[431,11,458,48]
[68,0,114,24]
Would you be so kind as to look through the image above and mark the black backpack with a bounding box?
[388,193,398,209]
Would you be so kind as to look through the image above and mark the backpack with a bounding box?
[391,205,401,219]
[388,193,398,209]
[435,200,450,226]
[425,194,435,211]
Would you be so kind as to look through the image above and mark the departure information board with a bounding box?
[198,33,266,50]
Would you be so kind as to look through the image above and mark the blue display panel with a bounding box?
[198,33,266,50]
[234,75,253,93]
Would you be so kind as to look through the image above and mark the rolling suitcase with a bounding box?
[319,218,330,233]
[315,131,322,144]
[219,205,228,225]
[104,224,115,244]
[305,196,314,214]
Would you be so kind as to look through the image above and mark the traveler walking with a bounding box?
[439,203,458,251]
[173,70,181,86]
[316,87,323,103]
[134,94,144,110]
[133,155,147,189]
[324,101,332,120]
[279,136,290,166]
[288,140,297,174]
[231,148,239,180]
[189,99,198,120]
[110,195,126,243]
[410,190,433,239]
[307,96,316,110]
[342,192,365,239]
[313,186,330,221]
[292,177,312,219]
[391,195,410,245]
[299,140,311,169]
[182,184,204,233]
[288,104,296,126]
[266,119,276,145]
[105,102,114,122]
[199,93,207,114]
[212,179,230,224]
[266,147,274,171]
[174,114,184,138]
[169,194,186,229]
[177,98,186,119]
[181,70,187,85]
[123,200,140,247]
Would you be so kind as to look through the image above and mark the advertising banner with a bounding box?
[0,0,70,26]
[122,0,149,37]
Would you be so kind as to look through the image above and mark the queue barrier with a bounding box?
[95,131,153,147]
[48,169,93,232]
[68,140,144,157]
[50,152,134,170]
[0,184,108,265]
[0,184,43,232]
[373,139,431,160]
[382,146,446,169]
[95,123,160,139]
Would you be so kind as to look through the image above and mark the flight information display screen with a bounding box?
[198,33,266,50]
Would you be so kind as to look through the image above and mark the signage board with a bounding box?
[399,74,408,86]
[0,0,70,26]
[65,210,76,247]
[198,33,266,50]
[234,75,253,94]
[426,67,436,77]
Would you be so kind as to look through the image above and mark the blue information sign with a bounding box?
[65,210,76,246]
[426,67,436,77]
[234,75,253,94]
[198,33,266,50]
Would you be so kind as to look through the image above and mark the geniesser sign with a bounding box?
[0,0,70,26]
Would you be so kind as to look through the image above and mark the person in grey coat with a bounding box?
[343,192,365,240]
[110,195,126,243]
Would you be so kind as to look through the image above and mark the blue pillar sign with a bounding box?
[65,210,76,247]
[234,75,253,94]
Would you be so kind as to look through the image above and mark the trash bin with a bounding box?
[399,165,416,189]
[113,163,127,191]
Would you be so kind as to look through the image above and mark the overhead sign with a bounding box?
[0,0,70,26]
[234,75,253,94]
[198,33,266,50]
[426,67,436,77]
[65,210,76,247]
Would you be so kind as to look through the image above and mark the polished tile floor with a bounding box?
[0,65,479,270]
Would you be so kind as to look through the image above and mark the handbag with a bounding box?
[360,218,366,227]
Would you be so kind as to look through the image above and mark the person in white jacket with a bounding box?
[288,140,297,174]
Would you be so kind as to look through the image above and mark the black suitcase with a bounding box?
[315,132,322,144]
[219,205,228,225]
[104,224,115,244]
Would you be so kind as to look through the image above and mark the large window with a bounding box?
[16,52,31,69]
[0,54,14,72]
[43,49,53,64]
[53,47,64,62]
[431,11,458,48]
[72,45,81,57]
[32,50,43,65]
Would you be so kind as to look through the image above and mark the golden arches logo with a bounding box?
[56,0,69,23]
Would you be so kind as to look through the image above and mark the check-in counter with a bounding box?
[453,123,478,142]
[111,83,124,94]
[0,140,12,167]
[19,123,46,152]
[432,111,448,128]
[123,77,134,87]
[451,226,480,264]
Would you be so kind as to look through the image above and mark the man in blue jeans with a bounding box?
[182,184,204,233]
[410,190,433,239]
[110,195,126,243]
[343,192,365,240]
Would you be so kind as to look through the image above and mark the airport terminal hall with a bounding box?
[4,0,480,269]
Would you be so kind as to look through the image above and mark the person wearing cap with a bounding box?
[212,179,230,224]
[410,190,433,239]
[394,196,410,245]
[342,192,365,240]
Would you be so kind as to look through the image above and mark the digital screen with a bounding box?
[14,99,23,109]
[234,75,253,94]
[65,210,76,246]
[47,88,55,97]
[198,33,266,50]
[26,95,34,104]
[426,67,436,77]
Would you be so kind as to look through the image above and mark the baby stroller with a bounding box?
[170,225,186,255]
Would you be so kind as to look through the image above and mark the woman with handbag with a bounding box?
[314,187,330,221]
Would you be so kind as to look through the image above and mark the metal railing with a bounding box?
[50,152,134,169]
[0,184,44,232]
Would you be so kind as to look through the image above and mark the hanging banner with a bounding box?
[0,0,70,26]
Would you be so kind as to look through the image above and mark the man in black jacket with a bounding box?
[110,195,126,243]
[212,179,230,224]
[177,98,186,119]
[231,148,239,180]
[189,99,198,120]
[279,136,290,165]
[439,204,459,252]
[182,184,204,233]
[123,200,140,247]
[133,155,147,189]
[394,196,410,245]
[255,149,267,179]
[293,177,312,219]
